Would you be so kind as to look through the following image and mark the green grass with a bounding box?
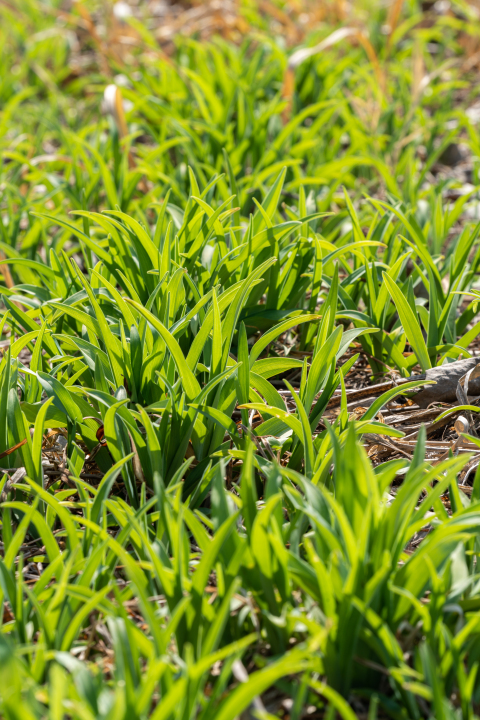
[3,0,480,717]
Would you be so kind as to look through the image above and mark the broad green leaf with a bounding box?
[383,273,431,371]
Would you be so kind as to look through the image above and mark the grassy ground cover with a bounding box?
[4,0,480,717]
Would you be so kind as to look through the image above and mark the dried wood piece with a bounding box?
[404,357,480,408]
[401,413,453,440]
[455,363,480,436]
[330,358,480,411]
[454,416,470,435]
[396,438,475,449]
[327,380,397,408]
[0,466,26,503]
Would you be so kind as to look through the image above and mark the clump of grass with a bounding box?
[3,1,480,718]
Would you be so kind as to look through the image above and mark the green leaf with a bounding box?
[383,273,431,371]
[126,299,201,402]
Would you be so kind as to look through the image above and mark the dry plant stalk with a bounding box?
[386,0,406,52]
